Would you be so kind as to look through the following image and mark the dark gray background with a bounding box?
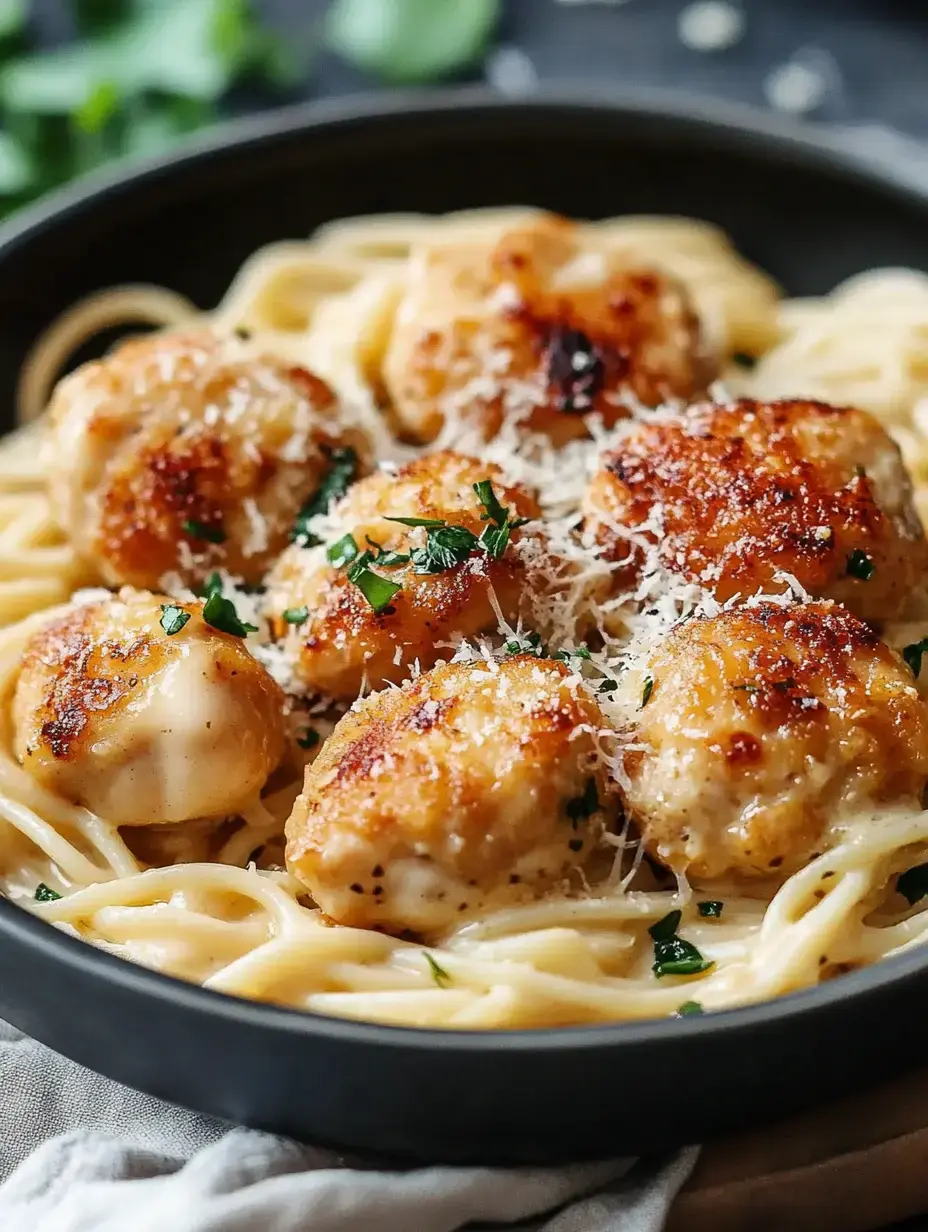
[262,0,928,137]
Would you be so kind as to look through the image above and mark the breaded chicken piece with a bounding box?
[286,656,615,934]
[13,590,286,825]
[264,451,544,699]
[382,214,714,446]
[584,398,928,622]
[624,601,928,879]
[44,328,366,590]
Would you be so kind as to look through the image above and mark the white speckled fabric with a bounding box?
[0,1021,697,1231]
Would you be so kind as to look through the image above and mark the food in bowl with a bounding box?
[3,206,928,1029]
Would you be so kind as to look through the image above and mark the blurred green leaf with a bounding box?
[0,0,306,217]
[0,0,24,41]
[73,78,120,133]
[326,0,499,84]
[0,127,31,192]
[1,0,291,113]
[73,0,130,34]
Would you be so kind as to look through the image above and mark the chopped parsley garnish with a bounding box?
[772,677,798,693]
[697,900,724,918]
[368,547,412,568]
[473,479,529,559]
[566,777,600,826]
[903,637,928,678]
[385,516,446,528]
[34,883,61,902]
[473,478,509,526]
[676,1000,704,1016]
[347,559,403,613]
[478,521,513,559]
[282,606,309,625]
[640,675,654,708]
[898,863,928,906]
[196,572,223,599]
[846,549,875,581]
[327,534,360,567]
[424,952,452,987]
[202,591,258,638]
[733,683,760,694]
[182,518,226,544]
[292,446,358,547]
[504,631,545,657]
[553,645,591,663]
[297,729,320,750]
[410,524,479,573]
[598,678,618,694]
[159,604,191,636]
[648,910,713,979]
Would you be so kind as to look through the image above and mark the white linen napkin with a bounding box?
[0,1020,697,1231]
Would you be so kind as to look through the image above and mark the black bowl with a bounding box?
[2,90,928,1165]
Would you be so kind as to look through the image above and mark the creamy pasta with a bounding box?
[2,206,928,1031]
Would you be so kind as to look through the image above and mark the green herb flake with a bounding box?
[182,518,225,544]
[292,446,358,547]
[384,515,446,528]
[566,777,601,825]
[326,533,359,568]
[196,571,224,599]
[372,548,411,568]
[648,910,682,942]
[473,478,508,526]
[34,882,61,902]
[159,603,191,636]
[553,645,592,663]
[697,900,723,919]
[598,678,618,694]
[297,729,320,751]
[676,1000,704,1017]
[282,605,309,625]
[347,561,403,613]
[846,549,875,581]
[424,951,452,987]
[649,910,713,978]
[410,524,479,574]
[733,682,760,694]
[898,863,928,906]
[478,520,512,559]
[903,637,928,679]
[202,591,258,638]
[640,675,654,708]
[504,631,544,657]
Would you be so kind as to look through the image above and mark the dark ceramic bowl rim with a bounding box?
[2,85,928,1055]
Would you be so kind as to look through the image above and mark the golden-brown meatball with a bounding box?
[44,328,366,590]
[286,656,615,934]
[584,398,928,622]
[263,451,543,699]
[13,590,286,825]
[382,214,714,446]
[623,601,928,880]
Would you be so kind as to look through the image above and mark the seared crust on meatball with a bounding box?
[585,398,928,621]
[13,591,286,825]
[44,329,366,590]
[382,215,714,446]
[264,451,543,699]
[624,601,928,879]
[286,656,615,934]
